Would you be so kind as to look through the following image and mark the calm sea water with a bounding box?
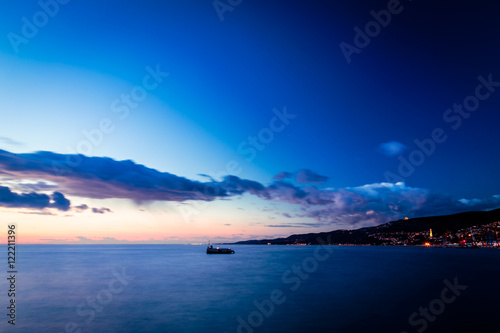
[0,245,499,333]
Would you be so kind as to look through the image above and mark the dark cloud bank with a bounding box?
[0,149,499,226]
[0,186,70,211]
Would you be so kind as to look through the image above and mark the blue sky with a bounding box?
[0,0,499,243]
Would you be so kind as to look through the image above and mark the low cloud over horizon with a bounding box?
[0,186,70,211]
[1,149,499,227]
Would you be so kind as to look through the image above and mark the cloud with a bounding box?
[16,181,58,192]
[74,204,89,210]
[0,137,23,147]
[298,182,429,226]
[92,207,112,214]
[0,149,228,202]
[265,224,305,228]
[222,175,268,197]
[285,182,500,228]
[378,141,407,156]
[272,169,328,184]
[74,236,126,244]
[20,211,55,216]
[1,149,499,228]
[267,181,308,203]
[295,169,329,183]
[265,223,322,228]
[0,149,328,207]
[75,204,112,214]
[0,186,70,211]
[273,171,292,181]
[412,193,500,217]
[39,238,76,243]
[51,191,71,211]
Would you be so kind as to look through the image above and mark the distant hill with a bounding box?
[235,208,500,245]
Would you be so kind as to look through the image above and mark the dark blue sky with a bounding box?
[1,0,499,242]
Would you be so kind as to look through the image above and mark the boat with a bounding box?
[206,241,235,254]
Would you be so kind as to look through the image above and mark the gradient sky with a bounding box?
[1,0,499,243]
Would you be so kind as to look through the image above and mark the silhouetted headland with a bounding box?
[235,209,500,246]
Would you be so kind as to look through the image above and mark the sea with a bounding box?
[0,245,499,333]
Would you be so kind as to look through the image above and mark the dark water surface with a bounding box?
[0,245,499,332]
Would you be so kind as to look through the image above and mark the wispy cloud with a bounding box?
[265,223,323,228]
[16,181,58,192]
[377,141,407,156]
[19,211,55,216]
[295,169,329,184]
[272,169,328,184]
[0,137,23,147]
[273,171,292,181]
[92,207,112,214]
